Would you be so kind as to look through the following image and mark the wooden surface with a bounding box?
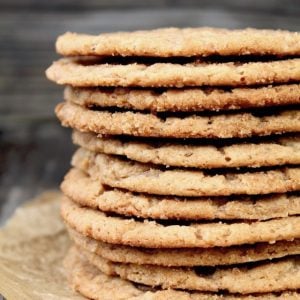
[1,1,300,226]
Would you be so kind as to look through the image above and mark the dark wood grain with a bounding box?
[0,1,300,225]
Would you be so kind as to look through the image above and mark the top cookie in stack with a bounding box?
[46,28,300,299]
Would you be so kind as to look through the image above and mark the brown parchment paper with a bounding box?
[0,191,84,300]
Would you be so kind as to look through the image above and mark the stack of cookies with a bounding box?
[46,28,300,299]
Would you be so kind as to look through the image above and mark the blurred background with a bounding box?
[1,0,300,225]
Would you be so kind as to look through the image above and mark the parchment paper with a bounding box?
[0,191,83,300]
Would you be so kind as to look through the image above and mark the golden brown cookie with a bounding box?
[46,57,300,87]
[65,84,300,112]
[81,245,300,294]
[56,28,300,57]
[62,197,300,248]
[65,247,300,299]
[68,227,300,267]
[56,102,300,139]
[72,148,300,196]
[73,130,300,169]
[62,168,300,221]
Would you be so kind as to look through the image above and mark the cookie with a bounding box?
[65,247,300,300]
[46,57,300,87]
[56,28,300,57]
[56,102,300,139]
[65,84,300,112]
[62,168,300,221]
[81,245,300,294]
[73,130,300,169]
[61,197,300,248]
[68,227,300,267]
[72,148,300,196]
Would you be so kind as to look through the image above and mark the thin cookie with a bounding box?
[62,168,300,220]
[73,130,300,169]
[65,247,300,300]
[81,246,300,294]
[56,102,300,139]
[46,57,300,87]
[72,148,300,196]
[62,198,300,248]
[68,227,300,267]
[56,28,300,57]
[65,84,300,112]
